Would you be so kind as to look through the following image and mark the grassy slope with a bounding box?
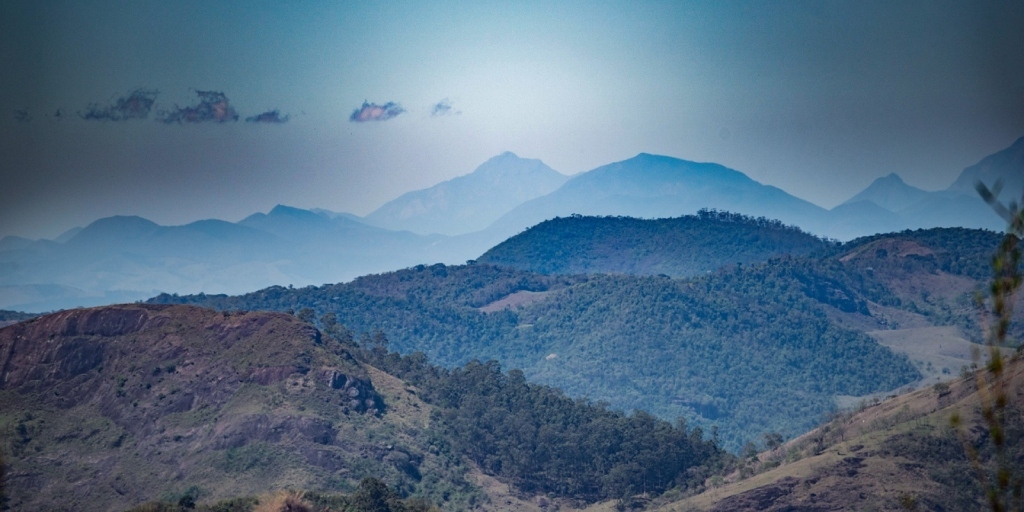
[0,305,483,511]
[659,354,1024,511]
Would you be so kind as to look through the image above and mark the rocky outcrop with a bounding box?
[212,414,337,449]
[0,304,396,511]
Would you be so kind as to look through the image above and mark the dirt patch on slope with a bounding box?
[478,290,552,313]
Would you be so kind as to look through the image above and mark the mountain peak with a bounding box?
[364,153,568,235]
[841,173,927,212]
[268,204,312,217]
[947,136,1024,200]
[472,151,552,177]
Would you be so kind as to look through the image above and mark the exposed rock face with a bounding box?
[0,304,397,511]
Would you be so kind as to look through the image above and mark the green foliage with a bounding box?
[150,256,924,450]
[123,478,437,512]
[478,210,830,277]
[839,227,1005,281]
[361,352,726,503]
[150,225,1009,451]
[955,184,1024,512]
[343,476,436,512]
[126,496,258,512]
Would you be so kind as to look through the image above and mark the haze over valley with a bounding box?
[1,137,1021,313]
[2,1,1023,511]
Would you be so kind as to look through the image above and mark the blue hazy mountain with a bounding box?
[0,236,34,252]
[309,208,366,223]
[833,137,1024,234]
[4,140,1021,312]
[0,206,452,312]
[364,152,569,235]
[484,153,832,240]
[841,173,930,212]
[947,135,1024,204]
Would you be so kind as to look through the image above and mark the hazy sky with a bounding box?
[2,0,1023,239]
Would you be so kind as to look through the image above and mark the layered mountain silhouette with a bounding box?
[843,173,931,212]
[0,207,449,311]
[837,136,1024,234]
[2,138,1020,312]
[482,153,832,240]
[363,151,569,235]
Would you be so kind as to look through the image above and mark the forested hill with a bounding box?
[478,210,830,277]
[151,260,921,450]
[0,304,725,510]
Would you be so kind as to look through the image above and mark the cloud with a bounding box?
[13,109,31,123]
[245,110,289,124]
[79,89,157,121]
[53,108,66,121]
[158,90,239,124]
[430,99,460,117]
[349,101,404,122]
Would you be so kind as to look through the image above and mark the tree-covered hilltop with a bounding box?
[478,210,830,277]
[834,226,1006,281]
[152,257,921,450]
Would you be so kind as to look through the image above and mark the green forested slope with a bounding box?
[362,351,725,502]
[152,259,920,450]
[0,304,725,510]
[478,210,829,277]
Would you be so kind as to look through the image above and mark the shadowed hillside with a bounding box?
[478,210,829,277]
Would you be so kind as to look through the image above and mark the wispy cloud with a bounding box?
[158,90,238,124]
[13,109,31,123]
[430,99,460,117]
[350,101,404,122]
[246,110,289,124]
[80,89,157,121]
[53,108,66,121]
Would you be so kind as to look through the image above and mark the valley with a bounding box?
[5,3,1023,510]
[1,141,1022,511]
[1,209,1020,510]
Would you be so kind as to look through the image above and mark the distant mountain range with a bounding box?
[363,151,569,235]
[1,137,1020,312]
[0,207,448,311]
[837,136,1024,234]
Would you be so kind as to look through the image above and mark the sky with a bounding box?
[1,0,1023,240]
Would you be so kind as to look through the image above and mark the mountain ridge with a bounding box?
[841,173,930,212]
[482,153,832,243]
[4,137,1022,313]
[364,152,569,236]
